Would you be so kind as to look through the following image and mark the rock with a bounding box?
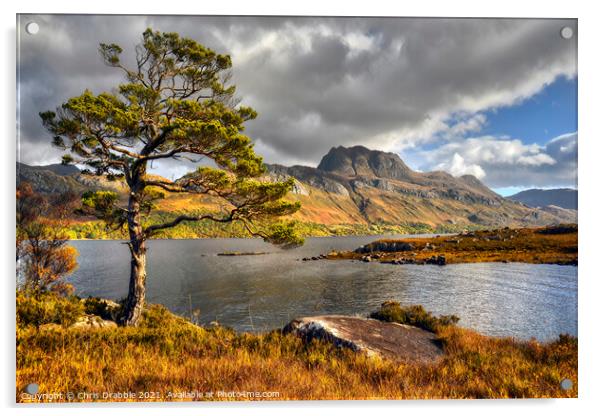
[81,297,120,309]
[422,242,436,251]
[70,315,117,330]
[81,297,121,321]
[39,323,62,332]
[283,315,443,363]
[426,255,446,266]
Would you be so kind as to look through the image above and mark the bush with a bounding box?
[83,296,121,321]
[369,301,459,332]
[16,290,84,328]
[139,304,180,329]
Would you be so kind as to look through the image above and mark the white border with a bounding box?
[3,1,602,415]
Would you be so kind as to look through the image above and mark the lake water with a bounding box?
[68,236,577,341]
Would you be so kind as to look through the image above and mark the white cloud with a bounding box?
[420,132,577,188]
[436,153,486,179]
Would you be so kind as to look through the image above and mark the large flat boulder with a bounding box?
[283,315,443,363]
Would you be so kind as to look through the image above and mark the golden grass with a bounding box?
[332,224,578,265]
[17,303,577,402]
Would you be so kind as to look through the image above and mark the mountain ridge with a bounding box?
[17,146,577,231]
[264,146,575,227]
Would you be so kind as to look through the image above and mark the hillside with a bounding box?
[509,188,578,210]
[17,162,88,195]
[17,146,576,237]
[266,146,576,229]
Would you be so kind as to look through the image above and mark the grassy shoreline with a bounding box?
[16,293,577,401]
[326,224,578,266]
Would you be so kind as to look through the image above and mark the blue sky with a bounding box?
[481,77,577,195]
[403,75,578,196]
[482,77,577,145]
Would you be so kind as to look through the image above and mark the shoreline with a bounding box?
[66,232,451,242]
[322,224,578,266]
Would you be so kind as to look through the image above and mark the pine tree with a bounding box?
[41,29,302,326]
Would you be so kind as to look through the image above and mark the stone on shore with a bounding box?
[70,315,118,330]
[283,315,443,363]
[39,314,118,331]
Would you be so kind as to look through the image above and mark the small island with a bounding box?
[325,224,577,266]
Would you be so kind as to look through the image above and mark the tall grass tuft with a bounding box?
[369,301,460,332]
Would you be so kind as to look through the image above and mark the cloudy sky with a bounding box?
[17,15,577,195]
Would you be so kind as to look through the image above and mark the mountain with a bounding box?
[265,146,576,228]
[17,162,127,195]
[508,188,578,210]
[17,146,576,233]
[17,162,87,195]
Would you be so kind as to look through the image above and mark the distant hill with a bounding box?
[16,146,577,234]
[508,188,577,210]
[17,162,127,195]
[17,162,86,195]
[18,162,81,177]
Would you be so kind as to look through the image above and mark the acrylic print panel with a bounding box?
[16,14,577,402]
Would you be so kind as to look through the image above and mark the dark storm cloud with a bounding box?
[18,15,576,187]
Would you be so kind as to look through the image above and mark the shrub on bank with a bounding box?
[16,290,84,328]
[369,301,460,332]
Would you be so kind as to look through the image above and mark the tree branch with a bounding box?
[144,211,235,236]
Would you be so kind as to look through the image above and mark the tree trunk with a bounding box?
[121,238,146,326]
[120,183,147,326]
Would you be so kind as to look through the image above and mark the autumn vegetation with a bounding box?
[16,294,577,401]
[330,224,578,265]
[16,182,79,296]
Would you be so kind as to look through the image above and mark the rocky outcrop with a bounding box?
[70,315,118,330]
[266,164,349,196]
[318,145,415,181]
[263,165,310,196]
[538,205,577,223]
[39,315,117,331]
[283,315,443,363]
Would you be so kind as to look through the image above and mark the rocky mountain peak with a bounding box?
[317,145,414,180]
